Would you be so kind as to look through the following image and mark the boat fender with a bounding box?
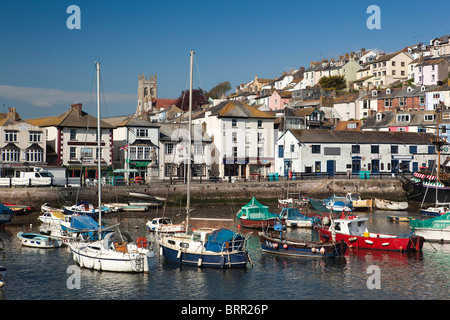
[0,280,4,288]
[348,237,358,242]
[159,247,163,256]
[137,237,148,248]
[177,250,182,259]
[365,240,374,245]
[320,247,325,254]
[198,258,202,267]
[283,244,288,249]
[311,248,316,253]
[274,243,279,249]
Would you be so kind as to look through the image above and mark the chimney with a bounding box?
[8,107,19,121]
[70,103,83,116]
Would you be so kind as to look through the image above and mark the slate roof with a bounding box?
[288,129,436,145]
[27,107,115,129]
[193,100,274,119]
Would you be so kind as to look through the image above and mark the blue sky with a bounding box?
[0,0,449,119]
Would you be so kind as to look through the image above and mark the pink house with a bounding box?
[268,90,292,111]
[413,57,449,86]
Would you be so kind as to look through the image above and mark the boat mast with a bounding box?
[186,50,194,232]
[96,61,102,238]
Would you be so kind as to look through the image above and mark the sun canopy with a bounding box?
[204,228,245,253]
[236,197,278,221]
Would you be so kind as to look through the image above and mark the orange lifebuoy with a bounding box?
[135,176,142,183]
[136,237,148,248]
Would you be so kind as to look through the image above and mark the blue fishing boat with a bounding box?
[279,207,321,228]
[159,228,250,268]
[259,221,347,258]
[0,203,15,224]
[323,195,353,212]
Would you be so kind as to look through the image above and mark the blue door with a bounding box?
[352,157,361,174]
[371,159,379,174]
[391,159,399,173]
[327,160,335,177]
[412,162,418,173]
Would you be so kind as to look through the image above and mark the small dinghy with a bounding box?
[17,232,63,248]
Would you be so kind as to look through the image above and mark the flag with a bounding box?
[120,143,129,151]
[177,145,185,152]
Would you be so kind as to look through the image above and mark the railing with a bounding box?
[0,171,409,188]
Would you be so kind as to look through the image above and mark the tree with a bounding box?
[207,81,231,99]
[175,88,208,111]
[318,75,347,91]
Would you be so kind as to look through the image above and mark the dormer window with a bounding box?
[386,88,391,94]
[376,113,384,121]
[372,90,378,97]
[397,114,410,122]
[407,86,413,93]
[421,86,426,92]
[424,114,435,121]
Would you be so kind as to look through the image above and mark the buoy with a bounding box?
[311,248,316,253]
[283,244,288,249]
[320,247,325,254]
[274,243,278,248]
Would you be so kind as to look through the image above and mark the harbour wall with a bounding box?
[0,178,406,208]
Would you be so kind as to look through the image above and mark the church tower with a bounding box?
[136,73,157,118]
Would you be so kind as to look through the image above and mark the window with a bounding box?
[384,99,392,107]
[2,149,19,162]
[392,70,396,76]
[232,147,238,158]
[136,129,148,137]
[391,145,398,154]
[70,147,76,159]
[80,148,93,158]
[257,147,263,157]
[396,114,410,122]
[29,131,42,143]
[392,61,396,66]
[290,144,295,152]
[232,119,237,127]
[165,163,175,176]
[70,129,77,140]
[401,62,405,67]
[371,145,379,154]
[433,93,441,99]
[5,131,17,142]
[419,97,425,105]
[257,132,263,143]
[424,114,434,121]
[351,145,360,154]
[409,146,417,154]
[347,122,357,129]
[27,150,43,162]
[257,120,263,128]
[311,145,321,154]
[232,132,237,143]
[165,143,174,155]
[428,146,436,154]
[278,145,284,158]
[194,144,204,155]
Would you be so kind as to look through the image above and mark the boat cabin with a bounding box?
[333,217,369,236]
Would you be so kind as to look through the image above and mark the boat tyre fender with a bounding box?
[137,237,148,248]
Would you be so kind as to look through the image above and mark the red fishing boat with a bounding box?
[317,215,424,252]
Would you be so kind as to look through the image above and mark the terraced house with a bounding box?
[276,129,438,177]
[27,103,115,179]
[0,107,46,177]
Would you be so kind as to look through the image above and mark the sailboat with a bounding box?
[68,62,154,273]
[158,51,250,268]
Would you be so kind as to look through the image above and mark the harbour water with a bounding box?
[0,204,449,304]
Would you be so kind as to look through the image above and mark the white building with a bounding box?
[276,129,438,177]
[0,107,47,177]
[27,103,115,179]
[103,114,160,182]
[192,100,276,179]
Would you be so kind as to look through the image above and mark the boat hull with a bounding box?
[159,244,248,268]
[259,232,347,258]
[318,228,424,252]
[404,180,450,204]
[412,228,450,243]
[69,242,150,273]
[17,232,63,248]
[419,208,448,217]
[238,217,285,229]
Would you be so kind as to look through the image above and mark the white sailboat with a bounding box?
[158,51,250,268]
[68,62,153,273]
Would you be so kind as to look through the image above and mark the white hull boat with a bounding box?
[17,232,63,248]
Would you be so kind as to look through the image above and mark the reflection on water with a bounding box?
[0,208,449,300]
